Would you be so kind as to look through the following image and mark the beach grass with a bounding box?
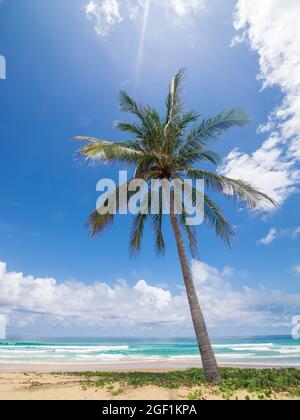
[62,368,300,400]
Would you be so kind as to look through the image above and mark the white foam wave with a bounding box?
[0,341,299,366]
[213,343,274,349]
[230,346,274,352]
[216,353,255,359]
[0,345,129,352]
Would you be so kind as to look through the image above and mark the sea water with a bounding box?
[0,336,299,366]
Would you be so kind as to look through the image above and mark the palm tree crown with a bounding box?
[75,69,276,256]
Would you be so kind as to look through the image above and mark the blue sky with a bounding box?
[0,0,299,338]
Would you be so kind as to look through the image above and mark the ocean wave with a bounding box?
[230,346,274,352]
[277,347,300,355]
[213,343,274,349]
[216,353,255,359]
[0,339,299,366]
[0,345,129,352]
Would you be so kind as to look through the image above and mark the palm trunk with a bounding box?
[169,198,221,383]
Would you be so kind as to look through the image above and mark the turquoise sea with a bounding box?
[0,336,299,366]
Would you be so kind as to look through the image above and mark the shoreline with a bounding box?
[0,361,299,373]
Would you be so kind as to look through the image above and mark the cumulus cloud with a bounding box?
[293,228,300,238]
[0,261,184,329]
[158,0,206,21]
[259,226,300,245]
[191,262,300,329]
[259,228,277,245]
[85,0,122,38]
[292,265,300,277]
[0,260,299,333]
[84,0,207,38]
[222,0,300,210]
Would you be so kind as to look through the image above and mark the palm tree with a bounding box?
[74,70,276,383]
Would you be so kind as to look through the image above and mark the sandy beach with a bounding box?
[0,372,197,400]
[0,363,299,400]
[0,370,297,401]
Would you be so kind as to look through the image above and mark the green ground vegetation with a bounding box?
[62,368,300,400]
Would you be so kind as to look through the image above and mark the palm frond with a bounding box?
[192,109,250,142]
[76,70,276,259]
[88,210,114,237]
[130,188,166,256]
[130,212,148,257]
[178,149,221,166]
[74,136,100,142]
[186,168,277,210]
[119,91,148,125]
[197,150,221,165]
[115,121,146,138]
[179,109,250,161]
[76,138,143,164]
[134,155,161,180]
[179,179,235,246]
[89,180,136,237]
[164,69,186,153]
[165,68,186,125]
[177,111,200,131]
[203,195,235,246]
[151,212,166,255]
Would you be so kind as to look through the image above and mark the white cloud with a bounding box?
[259,228,277,245]
[292,265,300,277]
[84,0,207,38]
[259,226,300,245]
[222,0,300,210]
[158,0,206,20]
[0,261,184,330]
[0,260,299,333]
[191,261,300,329]
[292,227,300,239]
[84,0,122,38]
[221,142,300,211]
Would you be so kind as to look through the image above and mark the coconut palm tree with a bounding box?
[74,70,276,382]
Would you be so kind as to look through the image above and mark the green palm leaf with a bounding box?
[178,109,250,162]
[179,208,199,258]
[89,180,136,237]
[186,168,277,210]
[130,212,148,257]
[75,137,143,164]
[76,70,275,251]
